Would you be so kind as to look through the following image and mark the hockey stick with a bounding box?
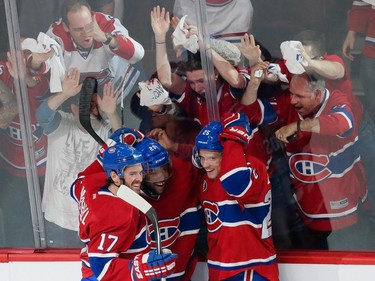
[117,185,162,253]
[78,77,105,145]
[78,77,163,254]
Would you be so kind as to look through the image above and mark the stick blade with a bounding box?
[117,185,153,214]
[117,185,162,254]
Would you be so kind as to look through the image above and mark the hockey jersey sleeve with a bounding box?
[70,171,108,204]
[219,140,271,205]
[234,98,277,125]
[317,94,355,137]
[95,12,145,64]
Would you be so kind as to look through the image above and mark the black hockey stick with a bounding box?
[78,77,105,145]
[78,77,163,254]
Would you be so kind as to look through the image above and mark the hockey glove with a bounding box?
[97,128,145,165]
[219,112,252,148]
[130,249,177,281]
[110,127,145,146]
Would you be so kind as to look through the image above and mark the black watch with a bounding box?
[103,32,114,45]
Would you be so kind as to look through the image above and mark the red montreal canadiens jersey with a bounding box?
[200,141,279,281]
[143,157,203,281]
[177,67,249,128]
[71,172,150,281]
[177,69,273,169]
[269,89,367,231]
[0,60,49,177]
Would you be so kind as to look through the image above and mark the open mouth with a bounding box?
[153,181,166,187]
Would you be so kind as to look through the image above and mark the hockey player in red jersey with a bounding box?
[194,113,279,281]
[71,143,177,281]
[134,137,203,281]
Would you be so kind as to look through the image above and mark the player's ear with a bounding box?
[110,171,120,184]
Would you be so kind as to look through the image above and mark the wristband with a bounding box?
[297,120,302,132]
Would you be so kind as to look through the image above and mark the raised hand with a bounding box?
[62,68,82,97]
[84,14,107,43]
[219,112,252,149]
[151,6,170,40]
[147,128,178,153]
[97,127,145,164]
[97,82,119,116]
[109,127,145,146]
[239,33,261,67]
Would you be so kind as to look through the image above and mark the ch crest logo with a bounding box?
[203,201,222,232]
[149,217,181,248]
[289,153,331,183]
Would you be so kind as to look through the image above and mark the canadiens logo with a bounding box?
[289,153,331,183]
[202,201,222,233]
[148,217,181,248]
[7,121,44,145]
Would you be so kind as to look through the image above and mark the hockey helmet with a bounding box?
[103,143,143,178]
[135,137,172,183]
[195,120,223,152]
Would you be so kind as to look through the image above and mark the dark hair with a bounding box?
[180,51,202,72]
[61,0,91,26]
[293,29,326,58]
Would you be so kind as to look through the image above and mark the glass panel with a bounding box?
[0,0,45,248]
[1,0,374,258]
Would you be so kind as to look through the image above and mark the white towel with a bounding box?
[267,63,289,83]
[139,78,172,107]
[209,38,241,65]
[172,15,199,54]
[22,32,65,93]
[280,40,308,75]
